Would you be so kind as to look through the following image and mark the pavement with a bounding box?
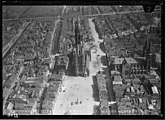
[52,75,97,115]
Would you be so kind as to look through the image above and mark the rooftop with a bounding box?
[125,58,137,64]
[113,58,124,64]
[113,57,137,65]
[113,75,122,81]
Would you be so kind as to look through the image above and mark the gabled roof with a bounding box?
[99,90,108,100]
[98,84,106,90]
[125,58,137,64]
[7,102,14,109]
[97,77,106,85]
[114,76,122,82]
[113,57,138,65]
[96,73,106,85]
[100,99,108,107]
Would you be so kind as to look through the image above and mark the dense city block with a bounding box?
[3,5,161,116]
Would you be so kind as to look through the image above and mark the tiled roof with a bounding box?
[97,77,106,85]
[99,90,109,100]
[96,73,107,85]
[113,84,127,91]
[113,85,127,97]
[113,75,123,84]
[98,84,106,90]
[100,99,108,107]
[114,76,122,81]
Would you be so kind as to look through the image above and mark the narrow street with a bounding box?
[49,18,60,56]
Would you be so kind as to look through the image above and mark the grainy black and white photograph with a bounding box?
[2,5,162,116]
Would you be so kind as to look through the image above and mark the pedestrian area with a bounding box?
[52,75,97,115]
